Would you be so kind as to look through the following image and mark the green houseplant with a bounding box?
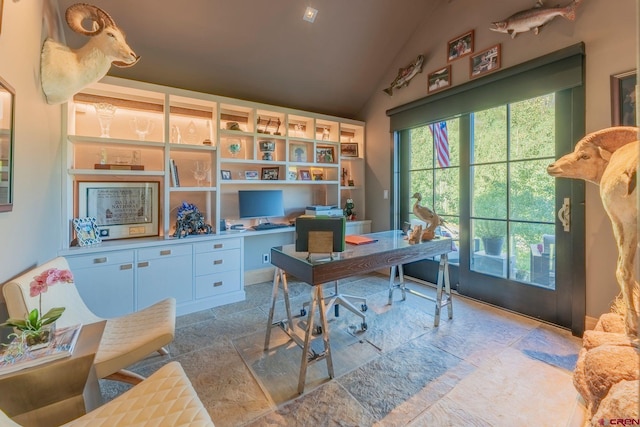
[476,220,505,256]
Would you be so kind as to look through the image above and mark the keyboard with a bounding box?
[251,223,291,231]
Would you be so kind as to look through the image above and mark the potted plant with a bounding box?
[476,220,505,256]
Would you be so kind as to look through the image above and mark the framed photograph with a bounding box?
[428,65,452,94]
[611,70,637,126]
[72,217,102,247]
[470,44,501,78]
[299,169,312,181]
[220,169,232,180]
[77,181,159,240]
[340,142,359,157]
[261,167,279,180]
[311,168,324,181]
[316,146,335,163]
[287,168,298,180]
[448,30,474,62]
[245,170,259,180]
[290,143,308,162]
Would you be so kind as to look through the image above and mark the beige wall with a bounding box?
[361,0,637,319]
[0,1,63,286]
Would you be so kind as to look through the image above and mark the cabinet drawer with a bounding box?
[195,270,241,299]
[193,238,241,254]
[138,244,192,261]
[195,249,241,275]
[66,250,135,270]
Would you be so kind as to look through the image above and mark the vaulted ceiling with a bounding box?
[55,0,441,118]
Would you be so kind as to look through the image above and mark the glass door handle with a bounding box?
[558,197,570,232]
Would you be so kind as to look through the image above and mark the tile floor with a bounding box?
[100,272,587,427]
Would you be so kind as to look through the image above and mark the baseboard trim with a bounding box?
[245,267,275,285]
[584,315,598,331]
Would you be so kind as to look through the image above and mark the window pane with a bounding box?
[472,106,507,164]
[409,169,433,219]
[472,163,507,219]
[444,118,460,167]
[434,167,459,216]
[409,127,433,170]
[510,222,555,289]
[510,159,555,223]
[510,94,555,160]
[471,219,509,278]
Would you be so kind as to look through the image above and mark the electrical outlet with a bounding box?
[262,253,270,264]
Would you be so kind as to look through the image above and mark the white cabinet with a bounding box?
[66,250,135,318]
[137,244,193,309]
[194,238,242,300]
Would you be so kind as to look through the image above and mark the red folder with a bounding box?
[345,235,378,245]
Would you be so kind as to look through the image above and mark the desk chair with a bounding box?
[2,257,175,385]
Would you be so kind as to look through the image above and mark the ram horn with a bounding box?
[65,3,116,36]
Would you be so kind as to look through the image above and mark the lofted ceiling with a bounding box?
[54,0,441,119]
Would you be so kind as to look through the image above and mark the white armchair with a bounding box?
[2,257,176,384]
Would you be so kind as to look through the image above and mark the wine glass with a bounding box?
[192,161,210,187]
[130,116,154,141]
[94,103,117,138]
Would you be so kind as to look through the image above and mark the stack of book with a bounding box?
[304,205,344,217]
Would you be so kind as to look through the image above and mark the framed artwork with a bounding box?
[447,30,474,62]
[244,170,259,180]
[427,65,452,94]
[72,217,102,247]
[611,70,637,126]
[220,169,232,180]
[77,181,159,240]
[311,168,324,181]
[316,146,335,163]
[299,169,311,181]
[470,44,501,78]
[261,167,279,180]
[287,168,298,180]
[290,143,308,162]
[340,142,359,157]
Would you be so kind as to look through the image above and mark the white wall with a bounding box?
[360,0,637,319]
[0,1,62,284]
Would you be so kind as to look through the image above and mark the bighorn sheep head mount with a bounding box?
[40,3,140,105]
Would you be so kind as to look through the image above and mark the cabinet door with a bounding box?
[66,251,135,318]
[137,245,193,309]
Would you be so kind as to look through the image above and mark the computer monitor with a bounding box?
[295,216,346,253]
[238,190,285,220]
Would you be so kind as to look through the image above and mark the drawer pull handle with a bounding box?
[93,257,107,264]
[213,281,223,287]
[214,244,223,249]
[138,261,149,268]
[214,259,223,265]
[160,250,171,256]
[120,264,133,270]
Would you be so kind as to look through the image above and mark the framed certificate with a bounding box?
[77,181,159,240]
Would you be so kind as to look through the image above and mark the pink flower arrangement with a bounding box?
[29,268,74,297]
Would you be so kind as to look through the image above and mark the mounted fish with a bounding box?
[490,0,583,39]
[383,54,424,96]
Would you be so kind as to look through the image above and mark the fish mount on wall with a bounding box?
[489,0,583,39]
[383,54,425,96]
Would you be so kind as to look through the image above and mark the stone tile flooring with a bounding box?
[100,273,587,426]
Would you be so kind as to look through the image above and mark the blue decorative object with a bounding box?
[173,202,212,238]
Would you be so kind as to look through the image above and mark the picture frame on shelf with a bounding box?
[427,65,451,94]
[611,70,637,126]
[447,30,474,62]
[340,142,359,157]
[261,167,279,180]
[470,44,501,78]
[316,146,335,163]
[299,169,311,181]
[72,217,102,247]
[290,143,307,162]
[220,169,232,180]
[77,181,159,240]
[311,168,324,181]
[245,170,259,180]
[287,169,298,180]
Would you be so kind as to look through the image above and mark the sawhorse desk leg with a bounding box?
[388,254,453,326]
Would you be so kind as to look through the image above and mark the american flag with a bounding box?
[429,121,450,168]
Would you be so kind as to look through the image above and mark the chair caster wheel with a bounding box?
[361,322,368,331]
[314,325,323,335]
[361,304,368,312]
[300,308,307,317]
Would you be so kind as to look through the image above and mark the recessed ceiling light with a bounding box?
[303,6,318,23]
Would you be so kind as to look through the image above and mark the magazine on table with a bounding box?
[0,323,82,376]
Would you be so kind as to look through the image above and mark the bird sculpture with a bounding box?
[412,192,441,241]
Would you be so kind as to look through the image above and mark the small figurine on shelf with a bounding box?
[341,168,348,186]
[343,198,355,221]
[172,202,212,238]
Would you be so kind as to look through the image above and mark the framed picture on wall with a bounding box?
[447,30,474,62]
[427,65,451,94]
[470,44,501,78]
[611,70,636,126]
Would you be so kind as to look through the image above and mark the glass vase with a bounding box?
[94,103,117,138]
[22,323,56,351]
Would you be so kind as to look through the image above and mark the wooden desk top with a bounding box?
[271,230,452,285]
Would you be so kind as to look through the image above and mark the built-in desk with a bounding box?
[0,321,105,427]
[265,231,452,394]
